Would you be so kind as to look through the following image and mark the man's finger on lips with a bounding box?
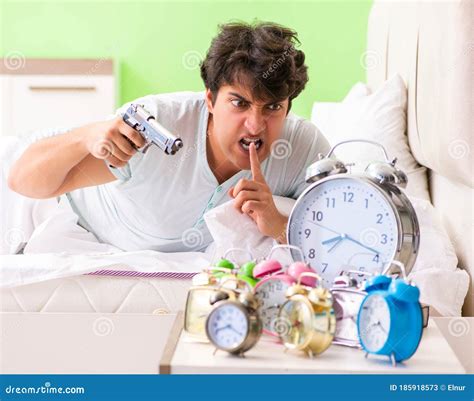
[249,142,265,182]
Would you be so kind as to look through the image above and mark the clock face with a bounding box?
[255,278,291,334]
[288,177,399,287]
[278,299,313,347]
[333,291,365,342]
[358,294,391,352]
[206,303,248,350]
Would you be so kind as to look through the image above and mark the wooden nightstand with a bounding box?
[160,313,472,374]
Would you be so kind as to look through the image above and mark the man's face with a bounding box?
[205,84,289,175]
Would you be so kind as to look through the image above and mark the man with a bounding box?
[8,22,330,252]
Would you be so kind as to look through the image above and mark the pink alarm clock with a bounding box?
[253,245,317,336]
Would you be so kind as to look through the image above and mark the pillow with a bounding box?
[407,197,469,316]
[204,196,295,263]
[311,74,431,201]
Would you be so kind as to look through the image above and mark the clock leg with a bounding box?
[390,353,397,367]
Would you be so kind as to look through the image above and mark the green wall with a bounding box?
[0,0,372,118]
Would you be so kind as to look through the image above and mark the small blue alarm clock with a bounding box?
[357,261,423,366]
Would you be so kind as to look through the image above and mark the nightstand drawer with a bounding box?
[0,59,116,137]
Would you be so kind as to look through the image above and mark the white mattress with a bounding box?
[0,274,193,313]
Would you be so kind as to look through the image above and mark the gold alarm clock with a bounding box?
[184,248,255,337]
[205,278,262,356]
[278,272,336,357]
[184,268,240,337]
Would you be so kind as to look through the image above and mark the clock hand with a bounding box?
[345,235,380,255]
[309,221,381,254]
[323,234,348,253]
[215,324,231,333]
[376,321,388,335]
[328,237,346,253]
[266,305,280,310]
[307,221,343,236]
[229,325,243,337]
[322,235,342,245]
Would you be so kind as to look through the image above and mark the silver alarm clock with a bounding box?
[331,270,372,348]
[287,139,420,288]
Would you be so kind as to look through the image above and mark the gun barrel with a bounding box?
[122,104,183,155]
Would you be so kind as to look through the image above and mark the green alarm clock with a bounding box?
[213,248,258,288]
[357,261,423,366]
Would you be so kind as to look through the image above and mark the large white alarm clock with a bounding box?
[287,140,420,287]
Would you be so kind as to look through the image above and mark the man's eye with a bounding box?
[231,99,248,108]
[267,103,283,111]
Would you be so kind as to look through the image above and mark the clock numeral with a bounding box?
[308,249,316,259]
[343,192,354,203]
[372,254,380,263]
[304,228,311,238]
[365,198,369,209]
[358,267,366,277]
[376,213,383,224]
[322,263,328,273]
[325,197,336,208]
[312,211,323,221]
[381,234,388,244]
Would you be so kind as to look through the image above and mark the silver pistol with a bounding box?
[122,103,183,155]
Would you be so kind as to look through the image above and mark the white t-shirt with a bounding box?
[41,91,330,252]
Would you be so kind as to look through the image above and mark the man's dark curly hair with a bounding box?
[200,21,309,111]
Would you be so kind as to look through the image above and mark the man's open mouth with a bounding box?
[239,137,263,151]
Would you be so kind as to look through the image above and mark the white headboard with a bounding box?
[366,0,473,315]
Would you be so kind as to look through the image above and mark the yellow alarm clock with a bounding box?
[278,272,336,357]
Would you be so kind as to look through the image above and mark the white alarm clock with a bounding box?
[287,140,420,288]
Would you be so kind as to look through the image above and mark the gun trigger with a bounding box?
[140,143,152,154]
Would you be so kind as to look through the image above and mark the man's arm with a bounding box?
[7,117,146,199]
